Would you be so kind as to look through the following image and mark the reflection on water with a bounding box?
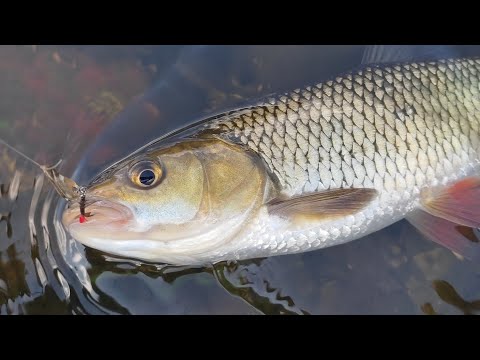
[84,250,307,315]
[1,45,480,314]
[212,260,310,315]
[422,280,480,315]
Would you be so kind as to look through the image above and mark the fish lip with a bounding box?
[62,198,133,229]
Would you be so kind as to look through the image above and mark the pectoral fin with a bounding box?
[420,177,480,228]
[267,188,378,222]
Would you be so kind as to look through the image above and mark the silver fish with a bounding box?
[62,46,480,265]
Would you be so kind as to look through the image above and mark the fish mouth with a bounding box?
[62,198,133,230]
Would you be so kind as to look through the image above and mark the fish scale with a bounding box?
[62,54,480,265]
[212,58,480,199]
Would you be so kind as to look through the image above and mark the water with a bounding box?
[2,45,480,314]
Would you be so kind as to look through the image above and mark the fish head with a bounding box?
[62,137,273,264]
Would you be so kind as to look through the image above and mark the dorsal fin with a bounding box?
[361,45,460,65]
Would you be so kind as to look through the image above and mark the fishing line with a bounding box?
[0,137,46,169]
[1,137,90,222]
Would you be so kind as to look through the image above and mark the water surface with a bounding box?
[1,45,480,314]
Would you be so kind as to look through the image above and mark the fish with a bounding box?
[61,45,480,265]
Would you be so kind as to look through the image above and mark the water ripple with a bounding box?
[28,173,43,247]
[8,171,20,201]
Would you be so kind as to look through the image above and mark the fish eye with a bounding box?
[129,160,162,188]
[139,169,155,186]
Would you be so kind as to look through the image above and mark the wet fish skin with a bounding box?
[199,58,480,260]
[213,58,480,195]
[63,56,480,265]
